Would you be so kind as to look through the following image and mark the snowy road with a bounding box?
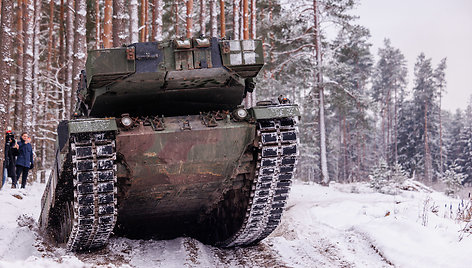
[1,181,471,267]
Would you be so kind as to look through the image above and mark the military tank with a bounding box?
[39,37,299,251]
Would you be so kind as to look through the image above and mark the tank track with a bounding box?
[220,117,297,247]
[66,131,118,251]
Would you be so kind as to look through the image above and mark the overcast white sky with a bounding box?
[353,0,472,112]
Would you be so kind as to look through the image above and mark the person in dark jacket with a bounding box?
[14,132,34,189]
[2,130,19,189]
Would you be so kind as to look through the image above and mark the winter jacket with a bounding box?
[16,139,33,168]
[3,140,18,176]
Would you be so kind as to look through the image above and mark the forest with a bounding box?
[0,0,470,190]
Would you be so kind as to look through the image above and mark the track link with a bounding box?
[219,117,297,247]
[67,131,117,251]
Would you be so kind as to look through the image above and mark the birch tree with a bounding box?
[71,0,87,114]
[65,0,74,117]
[152,0,163,41]
[129,0,139,43]
[232,0,239,39]
[113,0,128,47]
[209,0,217,37]
[22,0,35,135]
[199,0,206,35]
[313,0,328,184]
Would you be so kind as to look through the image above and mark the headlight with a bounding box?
[120,114,133,128]
[233,108,248,121]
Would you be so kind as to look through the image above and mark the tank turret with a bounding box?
[76,37,263,117]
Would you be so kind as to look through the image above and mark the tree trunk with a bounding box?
[103,0,113,48]
[313,0,329,184]
[219,0,225,37]
[209,0,217,37]
[129,0,139,43]
[71,0,87,115]
[232,0,239,40]
[394,85,398,163]
[186,0,193,38]
[242,0,248,39]
[33,0,42,121]
[199,0,205,35]
[46,0,53,89]
[151,0,163,41]
[32,0,42,178]
[15,0,24,131]
[250,0,255,39]
[239,0,243,39]
[140,0,147,42]
[0,0,14,166]
[208,0,216,37]
[424,102,432,182]
[439,92,443,176]
[145,0,149,39]
[59,0,68,118]
[174,0,179,37]
[95,0,100,48]
[22,0,35,135]
[65,0,74,116]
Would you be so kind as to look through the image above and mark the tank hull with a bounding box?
[39,104,299,251]
[114,115,256,238]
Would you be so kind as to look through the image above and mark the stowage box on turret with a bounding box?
[39,37,299,251]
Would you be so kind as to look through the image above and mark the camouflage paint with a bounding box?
[114,114,255,226]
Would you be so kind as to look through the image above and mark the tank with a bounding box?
[39,37,300,251]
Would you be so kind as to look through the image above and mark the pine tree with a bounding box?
[113,0,128,47]
[103,0,113,48]
[326,24,373,182]
[370,158,390,193]
[456,96,472,185]
[371,39,407,164]
[0,0,15,169]
[434,58,447,175]
[398,53,441,182]
[441,163,465,196]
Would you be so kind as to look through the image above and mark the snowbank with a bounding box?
[1,181,471,267]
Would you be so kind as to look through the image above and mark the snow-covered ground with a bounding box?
[1,180,472,268]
